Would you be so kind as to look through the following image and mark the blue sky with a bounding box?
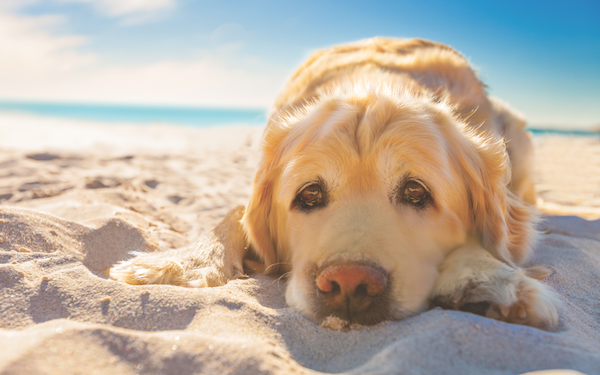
[0,0,598,128]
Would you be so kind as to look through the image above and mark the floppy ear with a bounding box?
[459,132,537,265]
[242,103,333,274]
[241,170,279,271]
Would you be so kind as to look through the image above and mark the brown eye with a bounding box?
[301,184,321,203]
[300,184,322,202]
[294,183,326,211]
[403,180,429,206]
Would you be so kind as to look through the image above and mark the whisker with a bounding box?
[264,261,292,274]
[273,271,292,287]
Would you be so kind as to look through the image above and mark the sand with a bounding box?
[0,113,599,375]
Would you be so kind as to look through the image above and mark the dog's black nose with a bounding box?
[316,262,389,324]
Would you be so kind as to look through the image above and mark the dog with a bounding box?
[110,38,559,328]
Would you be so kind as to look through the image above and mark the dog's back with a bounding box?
[273,38,489,125]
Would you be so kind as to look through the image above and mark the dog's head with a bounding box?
[242,84,535,325]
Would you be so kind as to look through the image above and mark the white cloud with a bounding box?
[0,0,36,11]
[1,0,177,24]
[0,9,286,108]
[59,0,176,17]
[0,12,96,74]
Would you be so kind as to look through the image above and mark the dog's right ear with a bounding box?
[242,165,279,272]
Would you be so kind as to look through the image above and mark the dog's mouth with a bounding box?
[308,260,395,326]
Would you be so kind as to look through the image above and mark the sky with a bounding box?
[0,0,598,129]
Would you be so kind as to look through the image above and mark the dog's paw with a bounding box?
[109,256,245,288]
[485,275,559,329]
[109,258,185,286]
[183,265,246,288]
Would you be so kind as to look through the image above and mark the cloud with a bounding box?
[0,9,286,108]
[61,0,175,16]
[0,0,37,11]
[49,0,177,24]
[0,12,96,74]
[1,0,176,17]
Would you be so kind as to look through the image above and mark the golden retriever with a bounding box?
[110,38,559,328]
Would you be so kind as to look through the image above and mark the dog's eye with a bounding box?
[295,183,325,211]
[403,180,430,207]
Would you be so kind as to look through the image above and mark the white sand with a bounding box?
[0,113,599,374]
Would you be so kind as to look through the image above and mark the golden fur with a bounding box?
[110,38,558,328]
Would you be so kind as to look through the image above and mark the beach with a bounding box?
[0,112,599,374]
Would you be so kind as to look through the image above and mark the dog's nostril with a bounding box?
[354,283,368,298]
[330,281,341,294]
[316,262,387,301]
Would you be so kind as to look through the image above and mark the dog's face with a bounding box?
[243,89,531,325]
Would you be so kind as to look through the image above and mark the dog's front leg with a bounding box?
[109,205,248,288]
[430,241,559,328]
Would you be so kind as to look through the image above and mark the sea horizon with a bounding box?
[0,100,597,135]
[0,101,267,128]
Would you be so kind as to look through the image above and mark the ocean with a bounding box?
[0,101,597,136]
[0,101,267,127]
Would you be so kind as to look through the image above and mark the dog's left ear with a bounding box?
[242,170,279,271]
[459,132,536,265]
[240,120,286,275]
